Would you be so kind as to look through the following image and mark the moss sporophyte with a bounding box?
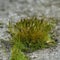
[8,16,57,60]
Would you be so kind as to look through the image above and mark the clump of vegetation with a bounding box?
[9,26,29,60]
[10,45,28,60]
[8,16,56,60]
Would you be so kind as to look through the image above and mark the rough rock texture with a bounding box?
[0,0,60,60]
[0,0,60,18]
[27,44,60,60]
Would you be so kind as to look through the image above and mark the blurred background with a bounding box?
[0,0,60,18]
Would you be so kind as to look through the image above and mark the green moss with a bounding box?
[10,46,28,60]
[8,16,56,60]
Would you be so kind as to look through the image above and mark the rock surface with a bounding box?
[0,0,60,60]
[27,44,60,60]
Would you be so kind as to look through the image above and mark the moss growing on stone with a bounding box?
[8,16,56,60]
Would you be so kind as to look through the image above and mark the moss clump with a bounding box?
[8,16,56,60]
[10,46,28,60]
[9,30,29,60]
